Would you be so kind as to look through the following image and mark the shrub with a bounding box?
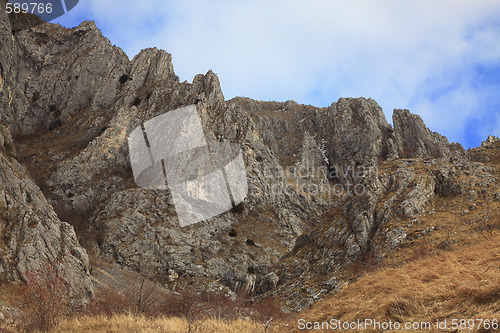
[3,142,13,153]
[129,276,165,314]
[86,276,164,317]
[132,97,141,106]
[159,289,201,319]
[248,297,287,323]
[79,280,291,331]
[85,286,129,317]
[98,126,108,136]
[119,74,129,84]
[349,249,379,275]
[49,119,62,131]
[31,91,40,102]
[411,239,432,260]
[17,264,69,332]
[94,221,108,247]
[228,228,237,237]
[49,104,62,118]
[246,238,256,246]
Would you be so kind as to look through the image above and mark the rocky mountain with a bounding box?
[0,5,498,316]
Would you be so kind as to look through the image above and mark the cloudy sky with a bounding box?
[52,0,500,149]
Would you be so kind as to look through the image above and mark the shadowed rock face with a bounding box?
[1,6,497,312]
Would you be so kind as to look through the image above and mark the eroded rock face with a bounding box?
[392,109,466,160]
[229,98,466,188]
[1,18,129,134]
[0,8,93,303]
[328,98,392,171]
[261,154,497,311]
[0,13,312,293]
[50,101,312,285]
[0,152,93,303]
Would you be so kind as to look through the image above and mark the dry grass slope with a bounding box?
[293,232,500,332]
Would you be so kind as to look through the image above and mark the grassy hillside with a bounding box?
[293,231,499,332]
[2,226,497,333]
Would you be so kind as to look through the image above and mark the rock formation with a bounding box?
[0,147,93,302]
[0,6,497,313]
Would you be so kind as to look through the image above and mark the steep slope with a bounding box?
[294,232,500,332]
[0,8,316,298]
[0,3,92,304]
[261,138,499,311]
[0,149,93,301]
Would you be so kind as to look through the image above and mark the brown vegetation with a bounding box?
[54,314,285,333]
[294,231,500,332]
[1,265,288,332]
[15,264,70,332]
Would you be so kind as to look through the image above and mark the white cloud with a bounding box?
[55,0,500,148]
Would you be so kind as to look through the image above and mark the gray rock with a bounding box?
[483,135,500,146]
[0,151,93,304]
[392,109,466,160]
[384,227,408,249]
[256,272,279,293]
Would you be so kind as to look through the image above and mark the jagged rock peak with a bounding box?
[392,108,465,160]
[483,135,500,146]
[129,47,176,86]
[192,70,225,104]
[75,20,100,33]
[328,97,392,170]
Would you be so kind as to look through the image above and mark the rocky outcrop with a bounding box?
[328,98,393,171]
[0,151,93,303]
[230,98,466,190]
[55,100,312,283]
[0,11,311,294]
[0,7,93,303]
[391,109,466,160]
[297,133,330,182]
[259,152,498,311]
[483,135,500,146]
[467,135,500,162]
[1,14,129,134]
[192,70,225,104]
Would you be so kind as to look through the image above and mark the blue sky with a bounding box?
[51,0,500,149]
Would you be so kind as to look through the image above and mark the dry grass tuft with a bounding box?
[53,314,287,333]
